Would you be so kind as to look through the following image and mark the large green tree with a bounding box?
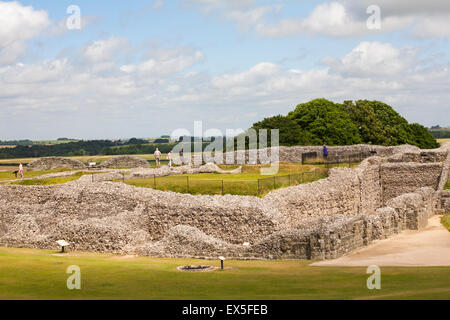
[250,98,438,149]
[288,99,362,146]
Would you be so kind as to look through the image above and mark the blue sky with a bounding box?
[0,0,449,139]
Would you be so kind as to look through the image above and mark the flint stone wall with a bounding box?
[380,162,443,203]
[440,190,450,213]
[100,156,149,168]
[27,157,86,171]
[0,143,448,260]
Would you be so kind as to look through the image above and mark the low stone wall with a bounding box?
[100,156,149,169]
[265,168,361,228]
[440,190,450,213]
[27,157,86,171]
[380,162,443,203]
[243,187,436,260]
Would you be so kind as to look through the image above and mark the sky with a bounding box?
[0,0,449,140]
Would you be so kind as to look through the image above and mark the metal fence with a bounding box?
[303,152,375,168]
[118,170,328,197]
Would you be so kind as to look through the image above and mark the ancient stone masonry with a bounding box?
[0,143,449,260]
[100,155,150,168]
[27,157,86,171]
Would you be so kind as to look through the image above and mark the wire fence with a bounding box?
[302,152,373,169]
[120,170,329,197]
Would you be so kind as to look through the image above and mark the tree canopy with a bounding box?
[251,99,438,149]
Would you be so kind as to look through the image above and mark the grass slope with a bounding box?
[0,247,449,300]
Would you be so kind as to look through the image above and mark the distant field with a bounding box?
[0,247,449,300]
[0,154,164,166]
[438,139,450,143]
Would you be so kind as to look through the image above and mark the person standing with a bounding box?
[168,151,173,167]
[18,162,24,179]
[154,148,162,166]
[323,145,329,162]
[179,148,184,166]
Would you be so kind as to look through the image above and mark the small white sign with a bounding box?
[56,240,70,247]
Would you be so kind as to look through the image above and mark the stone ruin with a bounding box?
[0,143,448,260]
[27,157,86,171]
[100,155,150,169]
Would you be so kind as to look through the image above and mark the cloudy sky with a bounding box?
[0,0,449,140]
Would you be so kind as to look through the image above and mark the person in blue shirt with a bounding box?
[323,145,329,161]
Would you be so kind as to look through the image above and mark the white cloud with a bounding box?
[152,0,165,10]
[0,1,50,65]
[80,37,130,63]
[0,40,449,138]
[195,0,450,39]
[323,42,418,77]
[121,47,204,77]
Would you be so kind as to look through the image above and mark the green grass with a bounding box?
[124,163,329,196]
[442,214,450,231]
[11,173,83,186]
[0,169,74,182]
[445,182,450,190]
[0,247,449,300]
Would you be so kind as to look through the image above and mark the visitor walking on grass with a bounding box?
[18,162,24,179]
[154,148,162,166]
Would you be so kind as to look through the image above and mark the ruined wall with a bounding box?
[245,187,437,260]
[100,155,149,168]
[0,182,285,253]
[219,144,420,165]
[440,190,450,213]
[27,157,86,171]
[265,168,361,228]
[380,162,443,203]
[0,144,448,260]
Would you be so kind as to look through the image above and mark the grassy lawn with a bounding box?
[0,247,448,300]
[125,163,329,196]
[438,139,450,143]
[445,182,450,190]
[0,169,75,182]
[442,214,450,231]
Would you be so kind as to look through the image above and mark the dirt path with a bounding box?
[312,215,450,267]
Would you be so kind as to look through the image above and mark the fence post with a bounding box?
[257,179,260,196]
[187,176,190,193]
[273,176,276,190]
[222,180,224,195]
[153,175,156,189]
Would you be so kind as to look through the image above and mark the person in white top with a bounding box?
[18,162,24,179]
[154,148,162,166]
[168,151,172,167]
